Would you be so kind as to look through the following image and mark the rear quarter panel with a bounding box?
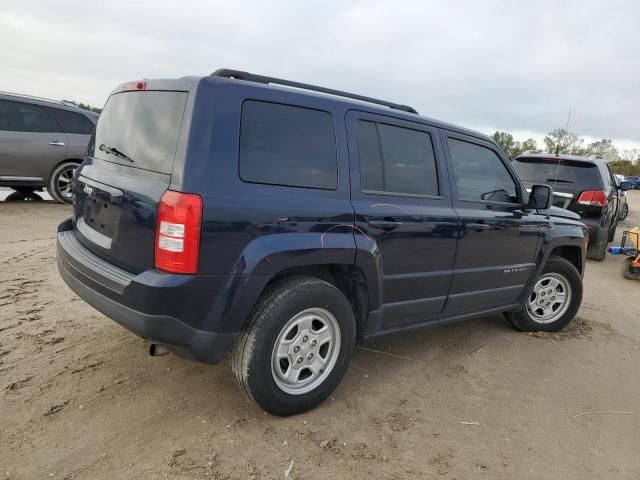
[180,78,357,277]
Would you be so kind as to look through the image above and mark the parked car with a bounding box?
[626,175,640,190]
[57,70,588,416]
[0,92,98,203]
[512,153,632,260]
[614,174,629,221]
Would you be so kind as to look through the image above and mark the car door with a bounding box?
[347,111,459,331]
[0,99,68,182]
[441,131,543,316]
[48,108,95,158]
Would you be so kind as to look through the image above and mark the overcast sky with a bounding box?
[2,0,639,149]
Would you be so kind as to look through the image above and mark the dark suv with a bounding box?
[0,92,98,203]
[57,70,588,415]
[512,152,632,260]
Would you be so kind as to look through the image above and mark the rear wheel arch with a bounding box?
[47,159,82,203]
[266,264,369,341]
[48,158,82,180]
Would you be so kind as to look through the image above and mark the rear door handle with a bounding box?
[49,140,65,146]
[467,223,491,231]
[368,219,402,230]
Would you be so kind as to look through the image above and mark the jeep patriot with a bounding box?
[57,69,588,415]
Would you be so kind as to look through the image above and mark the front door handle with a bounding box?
[49,140,65,146]
[368,219,402,230]
[467,223,491,232]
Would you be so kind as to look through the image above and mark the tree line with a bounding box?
[62,99,102,114]
[491,128,640,176]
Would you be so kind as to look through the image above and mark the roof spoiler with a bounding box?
[210,68,418,115]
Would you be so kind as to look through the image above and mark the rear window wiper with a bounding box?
[99,144,134,163]
[546,178,573,183]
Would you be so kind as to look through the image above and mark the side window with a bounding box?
[447,138,518,203]
[0,100,55,133]
[357,120,439,196]
[239,101,337,189]
[0,100,13,130]
[50,109,94,134]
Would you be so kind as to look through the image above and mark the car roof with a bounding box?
[112,73,495,145]
[0,91,99,121]
[206,75,494,143]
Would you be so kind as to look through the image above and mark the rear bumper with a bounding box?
[56,219,239,364]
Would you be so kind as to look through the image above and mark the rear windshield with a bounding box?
[513,157,603,189]
[90,91,187,173]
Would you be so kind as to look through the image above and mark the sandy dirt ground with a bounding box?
[1,190,639,479]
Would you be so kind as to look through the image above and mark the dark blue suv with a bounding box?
[57,70,588,415]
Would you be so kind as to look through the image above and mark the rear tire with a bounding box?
[587,238,607,261]
[47,161,77,204]
[619,203,629,221]
[621,257,640,280]
[5,191,43,202]
[506,256,582,332]
[231,276,355,416]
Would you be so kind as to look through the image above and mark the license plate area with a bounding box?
[83,196,120,239]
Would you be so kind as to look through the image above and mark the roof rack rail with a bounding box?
[210,69,418,114]
[0,91,71,107]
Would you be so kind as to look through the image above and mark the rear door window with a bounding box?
[0,99,56,133]
[448,137,518,203]
[239,101,337,189]
[50,109,94,135]
[357,120,439,196]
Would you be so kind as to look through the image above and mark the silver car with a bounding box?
[0,92,98,203]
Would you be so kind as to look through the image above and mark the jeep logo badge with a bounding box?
[83,185,93,196]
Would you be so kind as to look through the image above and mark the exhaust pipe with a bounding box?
[149,344,170,357]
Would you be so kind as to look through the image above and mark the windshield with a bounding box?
[90,91,187,174]
[513,157,603,189]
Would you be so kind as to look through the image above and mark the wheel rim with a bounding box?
[271,307,341,395]
[526,273,572,324]
[57,167,76,200]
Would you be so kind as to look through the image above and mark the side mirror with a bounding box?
[619,181,633,191]
[529,184,552,209]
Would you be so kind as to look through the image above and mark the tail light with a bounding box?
[577,190,607,207]
[155,190,203,274]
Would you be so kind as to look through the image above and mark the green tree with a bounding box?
[62,99,102,114]
[620,149,640,164]
[491,131,522,159]
[585,138,619,161]
[521,138,538,152]
[543,128,584,154]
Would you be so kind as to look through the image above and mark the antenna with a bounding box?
[555,107,572,156]
[552,107,572,188]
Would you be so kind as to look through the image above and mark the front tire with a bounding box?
[506,256,582,332]
[231,276,356,416]
[47,161,77,204]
